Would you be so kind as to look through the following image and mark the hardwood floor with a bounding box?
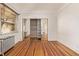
[4,38,79,56]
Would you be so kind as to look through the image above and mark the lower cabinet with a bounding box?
[0,36,15,55]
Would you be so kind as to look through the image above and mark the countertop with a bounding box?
[0,32,15,40]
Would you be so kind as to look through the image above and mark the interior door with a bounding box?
[30,19,41,39]
[30,19,37,38]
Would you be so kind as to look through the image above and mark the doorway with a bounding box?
[30,19,41,40]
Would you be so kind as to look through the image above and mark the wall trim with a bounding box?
[57,39,79,54]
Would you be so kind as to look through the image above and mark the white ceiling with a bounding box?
[6,3,65,14]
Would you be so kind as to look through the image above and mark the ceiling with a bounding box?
[6,3,65,14]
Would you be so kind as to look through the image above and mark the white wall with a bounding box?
[20,11,57,41]
[58,4,79,53]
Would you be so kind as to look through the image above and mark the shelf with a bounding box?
[1,20,15,24]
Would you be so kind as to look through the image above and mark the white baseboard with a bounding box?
[57,39,79,54]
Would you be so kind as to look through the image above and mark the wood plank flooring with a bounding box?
[4,38,79,56]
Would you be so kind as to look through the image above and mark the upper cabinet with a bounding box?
[0,4,18,34]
